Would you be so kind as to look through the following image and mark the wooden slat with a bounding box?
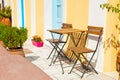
[68,46,94,54]
[61,23,72,29]
[87,31,102,35]
[48,29,86,34]
[88,26,103,30]
[87,26,103,35]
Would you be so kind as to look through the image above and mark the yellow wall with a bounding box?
[103,0,119,72]
[12,0,18,26]
[66,0,89,30]
[11,0,44,40]
[24,0,31,37]
[35,0,44,40]
[65,0,89,61]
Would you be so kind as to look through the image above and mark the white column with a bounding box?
[10,0,14,26]
[62,0,66,22]
[16,0,22,27]
[31,0,36,36]
[44,0,52,46]
[88,0,106,72]
[4,0,9,6]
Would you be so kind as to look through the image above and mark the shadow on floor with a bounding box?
[26,56,40,62]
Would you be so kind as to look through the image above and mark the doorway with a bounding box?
[52,0,63,29]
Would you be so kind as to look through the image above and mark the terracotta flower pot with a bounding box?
[8,48,25,57]
[0,18,11,27]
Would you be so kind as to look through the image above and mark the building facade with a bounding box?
[5,0,119,73]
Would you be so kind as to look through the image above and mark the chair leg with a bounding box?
[79,54,98,78]
[68,52,98,78]
[68,57,79,74]
[46,41,57,59]
[49,50,57,66]
[47,47,55,60]
[58,54,64,74]
[82,54,98,74]
[53,42,70,64]
[53,52,59,64]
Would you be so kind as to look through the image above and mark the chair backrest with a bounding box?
[87,26,103,36]
[61,23,72,29]
[86,26,103,52]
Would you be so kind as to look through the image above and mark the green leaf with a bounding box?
[112,7,115,12]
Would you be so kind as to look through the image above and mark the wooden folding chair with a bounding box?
[46,23,72,60]
[46,23,72,73]
[68,26,103,78]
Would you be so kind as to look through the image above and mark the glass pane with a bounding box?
[57,0,61,3]
[57,5,61,18]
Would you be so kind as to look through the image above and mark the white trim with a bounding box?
[4,0,8,6]
[44,0,52,44]
[88,0,106,27]
[0,0,1,4]
[31,0,36,36]
[88,0,106,72]
[62,0,66,22]
[17,0,22,27]
[11,0,14,26]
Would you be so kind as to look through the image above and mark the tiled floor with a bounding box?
[23,39,119,80]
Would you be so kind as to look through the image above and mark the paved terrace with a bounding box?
[23,39,118,80]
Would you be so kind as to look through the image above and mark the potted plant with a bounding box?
[32,35,43,47]
[0,26,28,57]
[0,23,7,46]
[18,27,28,48]
[0,6,11,26]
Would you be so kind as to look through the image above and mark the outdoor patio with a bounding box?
[23,39,118,80]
